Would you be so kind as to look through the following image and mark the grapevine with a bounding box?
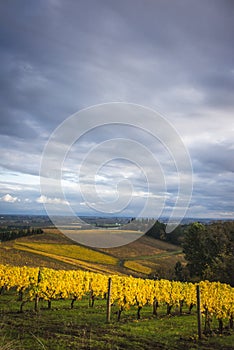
[0,263,233,332]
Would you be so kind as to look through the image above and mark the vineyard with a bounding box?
[0,264,234,337]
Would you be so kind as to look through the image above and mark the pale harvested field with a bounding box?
[63,229,143,248]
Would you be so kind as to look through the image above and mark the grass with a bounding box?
[0,291,234,350]
[125,249,183,261]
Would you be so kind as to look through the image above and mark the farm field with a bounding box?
[0,292,234,350]
[63,229,143,248]
[0,228,184,278]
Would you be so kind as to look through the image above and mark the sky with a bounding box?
[0,0,233,220]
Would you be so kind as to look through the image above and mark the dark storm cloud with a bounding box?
[1,0,233,118]
[0,0,233,216]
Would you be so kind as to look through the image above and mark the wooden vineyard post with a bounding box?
[196,285,202,339]
[106,277,112,323]
[34,269,41,312]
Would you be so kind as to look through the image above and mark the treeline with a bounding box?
[146,220,234,286]
[146,220,187,245]
[0,227,43,242]
[182,221,234,286]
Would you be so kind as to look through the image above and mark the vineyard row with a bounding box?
[0,264,233,332]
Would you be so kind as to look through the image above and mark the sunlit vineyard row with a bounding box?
[0,264,233,327]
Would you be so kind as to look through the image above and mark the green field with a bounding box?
[0,291,233,350]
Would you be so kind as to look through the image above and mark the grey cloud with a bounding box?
[192,141,234,174]
[0,0,233,217]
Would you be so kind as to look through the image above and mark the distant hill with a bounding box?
[0,228,184,279]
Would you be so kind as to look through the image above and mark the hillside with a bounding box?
[0,228,184,278]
